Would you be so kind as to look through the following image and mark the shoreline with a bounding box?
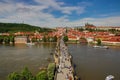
[1,41,120,47]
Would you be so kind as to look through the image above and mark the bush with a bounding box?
[97,39,101,46]
[8,72,21,80]
[7,64,56,80]
[47,63,55,80]
[63,36,68,42]
[4,36,10,44]
[21,67,34,80]
[36,70,47,80]
[8,67,35,80]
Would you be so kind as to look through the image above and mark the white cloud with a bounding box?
[0,0,119,27]
[65,16,120,27]
[34,0,85,14]
[61,6,84,14]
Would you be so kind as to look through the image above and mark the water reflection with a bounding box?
[15,44,27,48]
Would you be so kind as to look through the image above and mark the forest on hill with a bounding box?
[0,23,53,33]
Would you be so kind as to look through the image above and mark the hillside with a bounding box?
[0,22,53,33]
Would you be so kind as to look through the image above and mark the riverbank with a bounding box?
[102,41,120,46]
[37,41,120,47]
[1,41,120,49]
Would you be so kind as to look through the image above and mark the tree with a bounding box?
[8,72,21,80]
[47,36,50,42]
[0,22,53,33]
[31,38,37,42]
[79,28,84,31]
[42,36,47,42]
[0,36,4,43]
[108,29,116,33]
[53,36,57,42]
[63,36,68,42]
[4,36,10,44]
[97,39,101,46]
[9,36,15,43]
[47,63,55,80]
[21,67,33,80]
[7,67,35,80]
[36,70,47,80]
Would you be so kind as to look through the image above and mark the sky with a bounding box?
[0,0,120,27]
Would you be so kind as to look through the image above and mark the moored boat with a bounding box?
[93,45,109,49]
[105,75,114,80]
[26,42,35,46]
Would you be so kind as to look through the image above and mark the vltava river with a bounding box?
[0,43,120,80]
[68,44,120,80]
[0,43,56,80]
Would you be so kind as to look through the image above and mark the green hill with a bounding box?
[0,22,53,33]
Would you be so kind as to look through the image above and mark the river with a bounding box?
[0,43,120,80]
[68,44,120,80]
[0,43,56,80]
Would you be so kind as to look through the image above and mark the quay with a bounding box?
[54,36,75,80]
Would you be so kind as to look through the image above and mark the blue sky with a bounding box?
[0,0,120,27]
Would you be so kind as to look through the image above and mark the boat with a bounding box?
[105,75,114,80]
[93,45,100,48]
[93,45,109,49]
[102,46,109,49]
[26,43,35,46]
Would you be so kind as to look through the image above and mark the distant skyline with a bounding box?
[0,0,120,27]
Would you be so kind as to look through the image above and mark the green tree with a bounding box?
[31,38,37,42]
[47,36,50,42]
[8,72,21,80]
[9,36,15,43]
[36,70,47,80]
[42,36,47,42]
[63,36,68,42]
[79,28,84,31]
[4,36,10,44]
[0,36,4,43]
[0,22,53,33]
[108,29,116,33]
[21,67,33,80]
[86,28,94,32]
[53,36,57,42]
[47,63,55,80]
[97,39,101,46]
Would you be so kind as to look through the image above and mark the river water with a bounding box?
[0,43,56,80]
[0,43,120,80]
[68,44,120,80]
